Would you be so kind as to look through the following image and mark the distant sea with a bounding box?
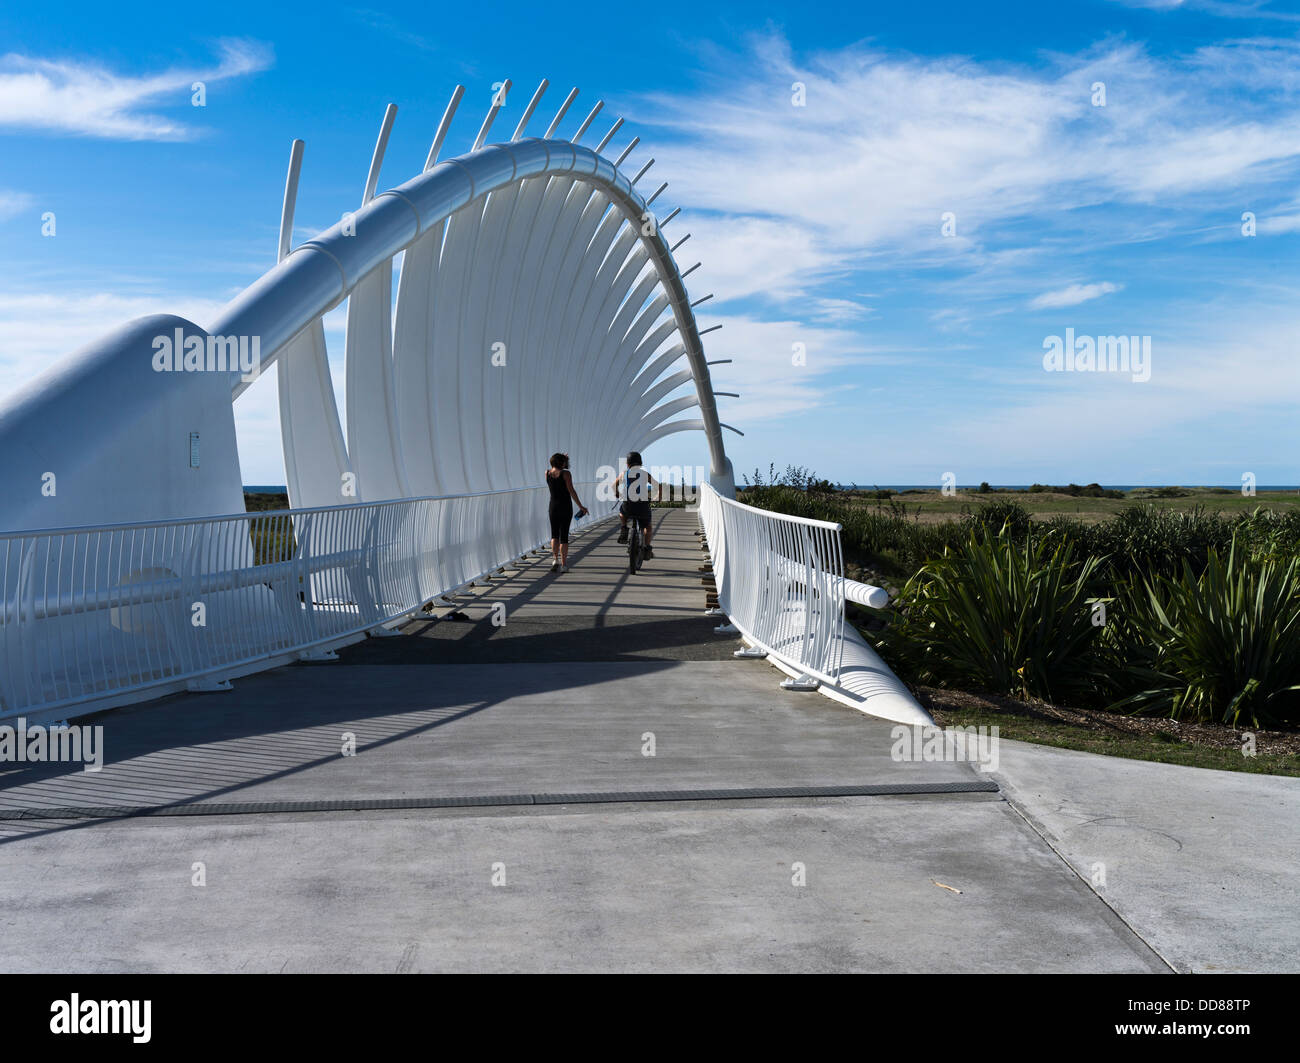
[244,483,1300,493]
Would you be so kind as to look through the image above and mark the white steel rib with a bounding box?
[221,125,735,502]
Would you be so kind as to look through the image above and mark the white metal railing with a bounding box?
[698,483,847,685]
[0,484,611,721]
[698,485,932,725]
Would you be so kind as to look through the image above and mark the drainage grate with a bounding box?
[0,779,998,821]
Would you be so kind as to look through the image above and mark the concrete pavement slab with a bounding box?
[992,738,1300,974]
[0,796,1167,973]
[0,662,981,817]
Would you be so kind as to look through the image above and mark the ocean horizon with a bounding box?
[245,483,1300,494]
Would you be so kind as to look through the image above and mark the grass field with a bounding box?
[819,486,1300,524]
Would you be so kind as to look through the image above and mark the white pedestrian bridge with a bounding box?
[0,80,927,729]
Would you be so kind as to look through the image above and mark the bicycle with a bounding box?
[627,518,644,575]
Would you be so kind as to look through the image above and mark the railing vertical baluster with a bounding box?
[0,482,612,719]
[699,483,847,691]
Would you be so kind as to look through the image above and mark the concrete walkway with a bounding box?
[991,740,1300,974]
[0,508,1284,972]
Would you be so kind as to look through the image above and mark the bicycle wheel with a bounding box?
[628,525,639,574]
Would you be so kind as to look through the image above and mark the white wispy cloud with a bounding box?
[675,214,843,304]
[633,34,1300,294]
[1111,0,1188,9]
[809,297,873,323]
[936,308,1300,471]
[619,31,1300,436]
[1030,282,1122,309]
[698,311,917,427]
[1260,211,1300,233]
[349,9,440,54]
[1109,0,1300,19]
[0,39,273,140]
[0,290,230,391]
[0,189,33,220]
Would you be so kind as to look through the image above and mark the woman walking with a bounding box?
[546,453,588,573]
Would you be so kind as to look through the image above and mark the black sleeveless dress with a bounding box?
[547,470,573,544]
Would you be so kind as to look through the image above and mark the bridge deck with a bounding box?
[0,508,1167,972]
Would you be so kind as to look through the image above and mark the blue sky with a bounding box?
[1,0,1297,487]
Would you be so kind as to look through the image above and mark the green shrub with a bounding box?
[1026,482,1124,498]
[1129,486,1190,499]
[873,530,1107,703]
[742,463,834,492]
[1086,505,1231,579]
[1109,540,1300,727]
[1236,507,1300,562]
[962,498,1032,539]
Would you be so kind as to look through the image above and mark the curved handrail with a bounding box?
[697,484,931,726]
[0,483,562,541]
[715,490,844,531]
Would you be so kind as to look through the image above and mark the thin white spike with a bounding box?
[543,87,580,138]
[362,103,398,204]
[647,182,668,205]
[425,85,465,170]
[473,78,512,150]
[615,136,640,166]
[595,118,624,154]
[278,139,305,263]
[631,158,654,185]
[572,100,603,143]
[511,79,549,140]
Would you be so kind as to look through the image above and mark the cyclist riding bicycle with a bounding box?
[615,452,657,559]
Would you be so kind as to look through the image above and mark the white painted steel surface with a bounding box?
[844,578,890,610]
[698,485,931,726]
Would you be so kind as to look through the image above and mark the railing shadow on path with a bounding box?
[0,512,727,845]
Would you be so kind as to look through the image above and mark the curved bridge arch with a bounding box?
[225,119,736,509]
